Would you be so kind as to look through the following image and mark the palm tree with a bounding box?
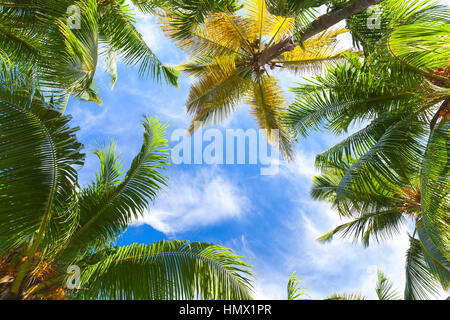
[282,0,449,299]
[0,0,241,109]
[159,0,349,159]
[311,155,449,299]
[0,56,254,300]
[325,269,401,300]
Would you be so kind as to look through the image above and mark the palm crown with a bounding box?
[159,0,347,159]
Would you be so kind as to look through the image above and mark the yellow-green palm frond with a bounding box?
[180,55,237,79]
[244,0,271,39]
[159,11,253,57]
[277,28,349,74]
[186,61,253,132]
[303,27,348,51]
[244,0,295,42]
[268,16,295,44]
[202,13,256,53]
[246,75,294,160]
[247,76,284,131]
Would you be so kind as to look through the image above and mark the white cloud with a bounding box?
[133,168,249,234]
[281,150,318,180]
[134,14,188,65]
[70,104,108,137]
[135,16,162,52]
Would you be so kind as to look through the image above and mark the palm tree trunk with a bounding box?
[258,0,385,66]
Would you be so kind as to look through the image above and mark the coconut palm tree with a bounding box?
[282,0,449,299]
[311,154,449,299]
[0,56,254,300]
[325,269,401,300]
[0,0,241,109]
[159,0,350,159]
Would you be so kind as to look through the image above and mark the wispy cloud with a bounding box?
[133,14,188,65]
[133,168,249,234]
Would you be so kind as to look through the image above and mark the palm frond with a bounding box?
[100,1,179,86]
[419,120,450,265]
[375,268,401,300]
[317,210,405,247]
[347,0,450,53]
[74,240,254,300]
[92,141,124,191]
[315,111,411,166]
[416,218,450,290]
[265,0,326,17]
[102,45,118,89]
[324,293,366,300]
[277,28,348,75]
[388,21,450,80]
[244,0,271,39]
[60,117,170,259]
[186,61,252,132]
[335,115,425,198]
[404,236,442,300]
[0,56,84,253]
[246,75,294,160]
[287,272,309,300]
[0,13,43,66]
[283,54,422,138]
[159,11,252,56]
[150,0,242,40]
[48,0,100,103]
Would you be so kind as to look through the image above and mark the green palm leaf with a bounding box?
[317,210,405,247]
[324,293,366,300]
[74,240,254,300]
[376,268,401,300]
[388,21,450,75]
[416,219,450,290]
[404,236,442,300]
[0,56,84,253]
[99,0,179,87]
[283,54,421,138]
[265,0,325,17]
[287,272,309,300]
[154,0,242,41]
[315,111,412,166]
[419,120,450,265]
[335,115,424,198]
[60,117,170,259]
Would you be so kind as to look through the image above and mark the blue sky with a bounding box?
[66,5,447,299]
